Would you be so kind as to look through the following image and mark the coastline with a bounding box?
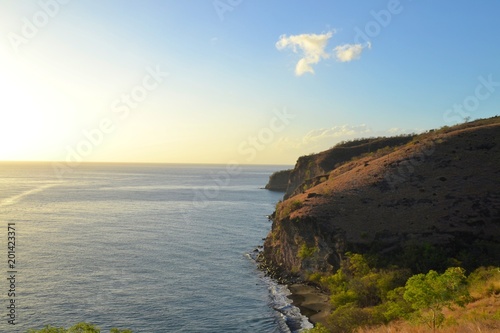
[288,283,331,327]
[254,248,331,330]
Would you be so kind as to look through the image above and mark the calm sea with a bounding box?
[0,163,312,333]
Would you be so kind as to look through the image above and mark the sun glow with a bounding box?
[0,49,76,161]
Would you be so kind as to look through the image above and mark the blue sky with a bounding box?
[1,0,499,164]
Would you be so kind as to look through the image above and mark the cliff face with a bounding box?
[265,169,292,192]
[284,136,414,199]
[263,118,500,279]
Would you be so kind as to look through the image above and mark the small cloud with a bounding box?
[302,124,372,144]
[276,32,334,76]
[272,124,373,156]
[334,42,371,62]
[387,127,402,134]
[210,37,219,45]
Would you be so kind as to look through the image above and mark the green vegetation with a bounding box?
[276,199,304,219]
[303,253,499,333]
[403,268,471,332]
[298,243,318,259]
[27,323,132,333]
[290,199,302,211]
[393,243,454,273]
[314,253,412,332]
[305,323,331,333]
[467,266,500,297]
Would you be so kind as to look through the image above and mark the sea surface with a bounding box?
[0,163,312,333]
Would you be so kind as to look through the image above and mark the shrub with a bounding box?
[328,304,373,332]
[307,272,323,283]
[467,266,500,297]
[383,287,414,321]
[276,199,304,219]
[290,199,303,211]
[298,243,318,259]
[303,323,330,333]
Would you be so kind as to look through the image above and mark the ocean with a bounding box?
[0,163,312,333]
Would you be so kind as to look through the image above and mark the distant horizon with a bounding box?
[0,160,295,167]
[2,114,499,167]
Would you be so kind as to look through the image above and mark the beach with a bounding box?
[288,283,331,327]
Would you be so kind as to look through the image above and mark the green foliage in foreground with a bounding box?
[303,253,489,333]
[403,267,471,331]
[27,322,132,333]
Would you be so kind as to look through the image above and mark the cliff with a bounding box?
[283,136,414,199]
[262,117,500,280]
[265,169,292,192]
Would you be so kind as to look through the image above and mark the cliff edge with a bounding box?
[262,117,500,280]
[265,169,292,192]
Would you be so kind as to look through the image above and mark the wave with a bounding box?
[246,250,313,333]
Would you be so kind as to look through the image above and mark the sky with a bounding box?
[1,0,499,165]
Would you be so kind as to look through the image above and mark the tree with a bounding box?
[403,267,471,332]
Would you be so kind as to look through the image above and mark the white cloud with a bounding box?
[302,124,372,144]
[334,42,371,62]
[276,31,372,75]
[276,32,334,76]
[387,127,402,134]
[271,124,373,155]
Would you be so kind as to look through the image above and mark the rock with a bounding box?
[265,169,292,192]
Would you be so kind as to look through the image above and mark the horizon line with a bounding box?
[0,160,295,167]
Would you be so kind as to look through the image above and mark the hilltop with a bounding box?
[269,135,415,199]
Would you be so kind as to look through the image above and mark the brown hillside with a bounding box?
[263,117,500,279]
[283,136,414,199]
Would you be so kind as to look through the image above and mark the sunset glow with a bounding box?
[1,1,499,164]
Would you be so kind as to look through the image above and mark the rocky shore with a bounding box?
[256,251,330,327]
[288,283,331,326]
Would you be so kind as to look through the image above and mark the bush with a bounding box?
[303,323,330,333]
[403,267,471,331]
[307,271,323,283]
[383,287,413,321]
[467,266,500,297]
[313,254,416,331]
[276,199,303,219]
[298,243,318,259]
[328,304,373,332]
[290,199,303,211]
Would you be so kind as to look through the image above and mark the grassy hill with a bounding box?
[260,116,500,332]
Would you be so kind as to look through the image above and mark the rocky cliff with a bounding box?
[263,117,500,280]
[265,169,292,192]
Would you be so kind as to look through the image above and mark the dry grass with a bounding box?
[357,320,500,333]
[357,295,500,333]
[358,269,500,333]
